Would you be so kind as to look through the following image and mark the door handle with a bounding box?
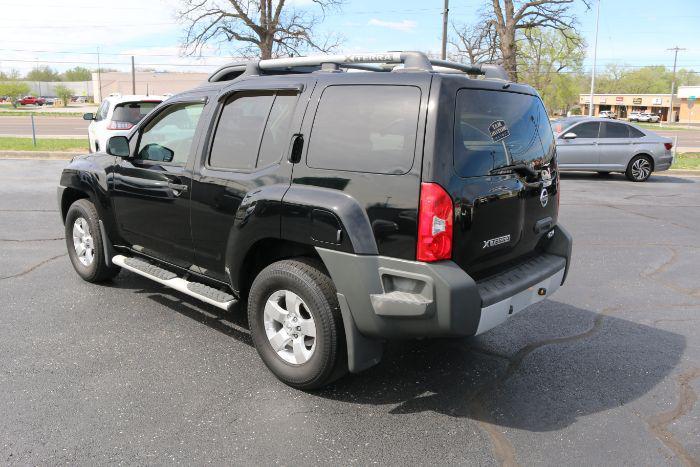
[167,182,189,193]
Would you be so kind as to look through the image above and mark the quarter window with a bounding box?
[629,126,645,138]
[307,85,421,174]
[136,102,204,165]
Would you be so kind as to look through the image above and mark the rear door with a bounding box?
[598,121,632,170]
[556,121,601,168]
[449,88,559,277]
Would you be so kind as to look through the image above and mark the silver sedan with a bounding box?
[553,117,674,182]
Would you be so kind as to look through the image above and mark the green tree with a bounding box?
[62,67,92,81]
[0,69,21,81]
[26,65,61,82]
[0,81,31,108]
[517,29,586,114]
[54,84,74,107]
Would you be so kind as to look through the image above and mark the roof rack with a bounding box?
[207,51,508,82]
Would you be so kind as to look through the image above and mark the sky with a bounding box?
[0,0,699,76]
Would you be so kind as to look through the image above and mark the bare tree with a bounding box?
[179,0,343,59]
[449,22,500,64]
[486,0,589,81]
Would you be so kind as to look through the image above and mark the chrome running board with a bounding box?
[112,255,236,311]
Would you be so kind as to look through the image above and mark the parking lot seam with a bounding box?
[0,253,66,281]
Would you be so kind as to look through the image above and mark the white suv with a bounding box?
[84,95,164,152]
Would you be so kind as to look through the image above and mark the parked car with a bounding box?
[628,112,661,123]
[17,96,45,106]
[83,95,164,152]
[59,52,572,389]
[553,117,673,181]
[599,110,617,119]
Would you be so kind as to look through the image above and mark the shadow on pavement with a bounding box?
[316,300,684,432]
[110,271,685,433]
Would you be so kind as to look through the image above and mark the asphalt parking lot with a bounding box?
[1,160,699,465]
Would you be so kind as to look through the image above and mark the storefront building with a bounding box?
[579,86,699,123]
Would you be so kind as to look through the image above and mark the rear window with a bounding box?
[112,101,161,125]
[600,122,630,138]
[307,85,421,174]
[453,89,554,178]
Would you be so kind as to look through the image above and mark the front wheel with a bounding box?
[626,155,653,182]
[247,258,347,390]
[65,199,120,282]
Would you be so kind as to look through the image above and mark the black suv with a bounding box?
[58,52,572,389]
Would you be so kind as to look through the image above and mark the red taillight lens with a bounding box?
[417,182,453,262]
[107,121,134,130]
[664,142,673,151]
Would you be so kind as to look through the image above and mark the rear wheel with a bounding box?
[626,155,653,182]
[247,258,347,390]
[65,199,120,282]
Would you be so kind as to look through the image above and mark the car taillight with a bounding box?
[664,142,673,151]
[417,182,453,262]
[107,121,134,130]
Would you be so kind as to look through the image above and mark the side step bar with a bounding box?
[112,255,236,311]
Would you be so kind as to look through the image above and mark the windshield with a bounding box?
[112,101,161,124]
[453,89,555,178]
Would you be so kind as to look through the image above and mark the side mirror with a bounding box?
[106,136,130,157]
[83,112,95,121]
[562,132,577,140]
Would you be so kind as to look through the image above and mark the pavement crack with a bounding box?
[646,367,700,467]
[0,253,67,281]
[641,246,700,298]
[603,204,695,232]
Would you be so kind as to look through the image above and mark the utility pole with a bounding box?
[131,56,136,94]
[96,47,102,103]
[588,0,600,117]
[441,0,449,60]
[667,46,685,124]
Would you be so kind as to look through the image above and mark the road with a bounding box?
[1,160,699,465]
[0,116,89,137]
[654,128,700,149]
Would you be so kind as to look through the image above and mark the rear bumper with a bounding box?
[318,224,573,365]
[656,153,673,172]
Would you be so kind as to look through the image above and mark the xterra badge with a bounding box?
[483,234,511,249]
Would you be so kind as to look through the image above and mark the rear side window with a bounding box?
[629,126,645,138]
[209,91,297,170]
[600,122,630,138]
[454,89,554,178]
[569,122,600,138]
[307,85,421,174]
[113,101,160,125]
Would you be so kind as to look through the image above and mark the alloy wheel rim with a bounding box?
[72,217,95,266]
[632,159,651,180]
[263,290,317,364]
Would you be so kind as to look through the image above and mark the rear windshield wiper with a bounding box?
[490,162,538,178]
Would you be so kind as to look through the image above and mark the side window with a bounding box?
[307,85,421,174]
[136,102,204,165]
[208,92,274,170]
[257,92,297,167]
[568,122,600,139]
[95,101,109,122]
[601,122,630,139]
[629,126,645,138]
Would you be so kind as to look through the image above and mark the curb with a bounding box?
[0,150,80,160]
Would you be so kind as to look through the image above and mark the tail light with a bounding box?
[417,182,453,262]
[664,142,673,151]
[107,121,134,130]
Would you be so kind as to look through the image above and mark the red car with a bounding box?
[17,96,46,106]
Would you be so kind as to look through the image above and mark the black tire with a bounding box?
[247,258,347,390]
[65,199,120,282]
[625,155,653,182]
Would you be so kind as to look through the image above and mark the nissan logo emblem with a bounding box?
[540,188,549,207]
